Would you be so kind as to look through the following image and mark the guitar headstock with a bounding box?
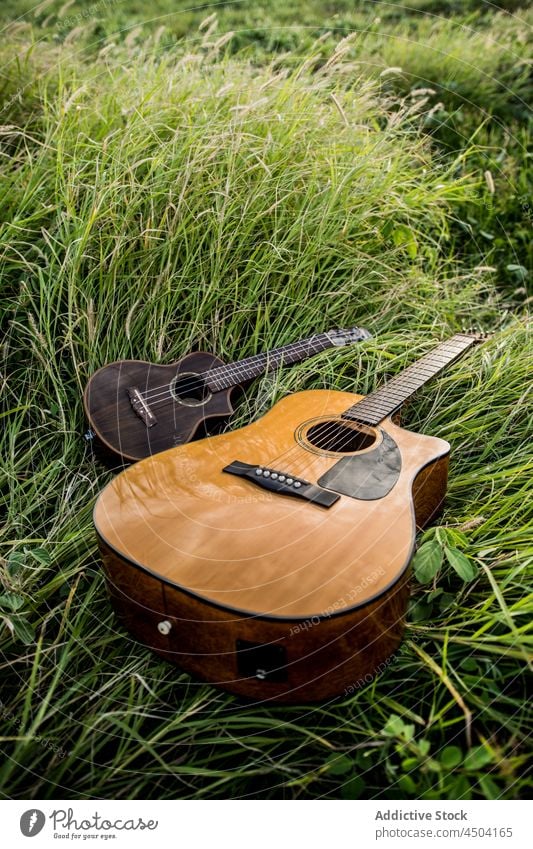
[325,326,372,347]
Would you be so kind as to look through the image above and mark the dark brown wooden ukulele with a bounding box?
[83,327,371,463]
[94,333,483,702]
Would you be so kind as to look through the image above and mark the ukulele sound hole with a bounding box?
[304,419,377,454]
[170,372,212,407]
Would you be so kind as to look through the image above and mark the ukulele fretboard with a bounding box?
[342,334,477,426]
[205,334,333,391]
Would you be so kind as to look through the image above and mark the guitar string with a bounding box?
[135,334,332,405]
[277,338,475,477]
[259,338,476,480]
[138,336,325,401]
[280,338,476,480]
[144,339,329,406]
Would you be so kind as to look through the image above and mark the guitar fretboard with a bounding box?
[342,334,477,426]
[205,333,333,391]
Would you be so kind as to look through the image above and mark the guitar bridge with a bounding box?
[223,460,339,508]
[127,387,157,428]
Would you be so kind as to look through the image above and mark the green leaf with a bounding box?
[324,754,353,775]
[445,547,478,582]
[479,774,500,799]
[10,616,35,645]
[383,715,414,741]
[440,745,463,769]
[413,540,443,584]
[506,264,527,280]
[418,739,431,757]
[383,714,405,736]
[392,225,418,258]
[398,774,417,794]
[409,600,433,622]
[438,592,455,613]
[7,551,25,577]
[464,746,493,771]
[447,775,472,800]
[341,775,365,799]
[0,593,25,611]
[32,547,52,566]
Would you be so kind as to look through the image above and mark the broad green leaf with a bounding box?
[398,774,417,794]
[10,616,35,645]
[445,547,478,582]
[384,715,414,741]
[506,264,527,280]
[324,754,353,775]
[7,551,25,577]
[464,746,493,771]
[0,593,25,611]
[32,547,52,566]
[413,540,443,584]
[409,600,433,622]
[446,775,472,800]
[440,745,463,769]
[418,740,431,757]
[383,714,404,736]
[478,775,500,799]
[341,775,365,799]
[392,225,418,258]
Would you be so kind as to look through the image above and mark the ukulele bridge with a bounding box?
[127,387,157,428]
[223,460,339,508]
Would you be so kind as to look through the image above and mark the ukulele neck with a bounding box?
[205,333,334,391]
[342,334,478,426]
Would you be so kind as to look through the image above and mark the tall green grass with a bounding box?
[0,6,531,800]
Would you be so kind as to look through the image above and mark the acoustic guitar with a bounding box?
[84,327,371,463]
[94,333,482,702]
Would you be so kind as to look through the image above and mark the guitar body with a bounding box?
[94,389,450,702]
[84,352,235,463]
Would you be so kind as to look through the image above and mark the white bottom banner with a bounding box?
[2,799,529,849]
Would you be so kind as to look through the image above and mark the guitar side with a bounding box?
[83,352,235,463]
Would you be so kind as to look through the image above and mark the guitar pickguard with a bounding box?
[317,430,401,500]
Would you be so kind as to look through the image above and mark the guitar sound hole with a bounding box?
[306,420,377,454]
[170,372,212,407]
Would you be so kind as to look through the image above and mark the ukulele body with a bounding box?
[84,352,235,463]
[94,389,449,702]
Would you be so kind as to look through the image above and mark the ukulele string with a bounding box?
[136,336,328,406]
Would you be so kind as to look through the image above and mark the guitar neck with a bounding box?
[342,334,478,426]
[205,333,334,391]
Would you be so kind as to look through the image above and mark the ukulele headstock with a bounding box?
[325,326,372,347]
[460,326,491,344]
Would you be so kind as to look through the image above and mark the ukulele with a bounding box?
[84,327,371,463]
[93,333,482,702]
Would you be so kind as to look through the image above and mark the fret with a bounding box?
[205,334,331,391]
[343,335,476,425]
